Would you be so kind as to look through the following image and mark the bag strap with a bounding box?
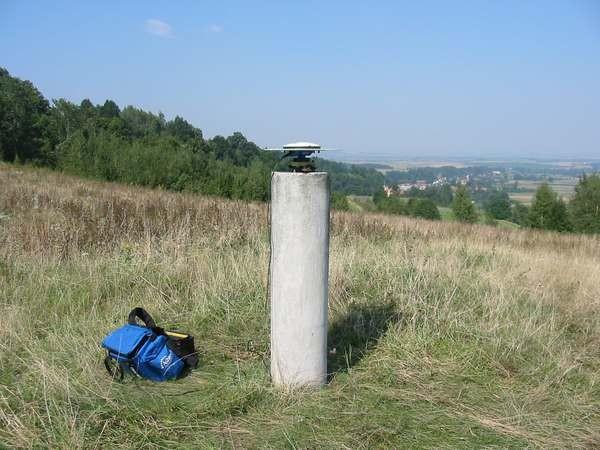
[127,307,164,335]
[104,354,125,381]
[128,307,156,328]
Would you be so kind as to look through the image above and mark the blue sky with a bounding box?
[1,1,599,159]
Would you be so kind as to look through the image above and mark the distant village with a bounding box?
[382,170,504,197]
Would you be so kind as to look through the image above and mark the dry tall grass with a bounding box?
[1,163,599,448]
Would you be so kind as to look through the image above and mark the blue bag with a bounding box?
[102,308,198,382]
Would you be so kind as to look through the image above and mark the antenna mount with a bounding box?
[266,142,324,173]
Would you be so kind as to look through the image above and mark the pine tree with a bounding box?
[528,183,555,229]
[570,174,600,234]
[549,197,572,232]
[452,185,478,223]
[529,183,572,231]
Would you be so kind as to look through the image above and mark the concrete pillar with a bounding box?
[270,172,329,387]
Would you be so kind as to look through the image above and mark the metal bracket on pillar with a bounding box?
[265,142,335,173]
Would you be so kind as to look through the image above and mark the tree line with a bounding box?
[452,180,600,233]
[2,67,599,232]
[0,67,382,203]
[371,178,600,235]
[453,180,600,234]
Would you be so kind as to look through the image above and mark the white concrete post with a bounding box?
[270,172,329,387]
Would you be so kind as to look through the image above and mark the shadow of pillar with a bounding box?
[327,302,402,381]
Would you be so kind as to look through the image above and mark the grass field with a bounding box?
[1,164,600,448]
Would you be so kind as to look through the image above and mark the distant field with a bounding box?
[509,177,578,204]
[346,158,599,172]
[347,160,468,170]
[2,164,600,448]
[386,160,468,170]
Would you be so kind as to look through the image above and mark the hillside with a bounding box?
[1,163,600,448]
[1,67,384,201]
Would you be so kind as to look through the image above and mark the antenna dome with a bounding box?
[283,142,321,150]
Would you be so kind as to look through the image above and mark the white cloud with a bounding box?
[145,19,173,38]
[206,24,223,33]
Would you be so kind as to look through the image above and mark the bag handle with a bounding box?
[128,307,157,329]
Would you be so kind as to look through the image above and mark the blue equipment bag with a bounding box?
[102,308,198,382]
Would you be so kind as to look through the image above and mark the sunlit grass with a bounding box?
[1,163,599,448]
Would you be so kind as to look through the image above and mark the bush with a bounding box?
[331,192,350,211]
[373,190,408,215]
[407,198,441,220]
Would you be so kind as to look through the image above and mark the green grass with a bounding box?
[1,243,536,448]
[347,195,377,213]
[439,206,453,221]
[1,164,600,448]
[438,207,520,229]
[496,219,520,230]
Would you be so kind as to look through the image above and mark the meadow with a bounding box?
[1,163,599,448]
